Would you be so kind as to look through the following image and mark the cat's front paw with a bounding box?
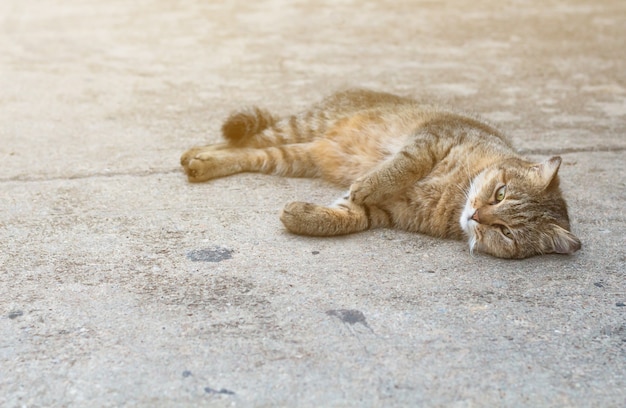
[280,202,319,235]
[349,179,375,205]
[281,201,369,236]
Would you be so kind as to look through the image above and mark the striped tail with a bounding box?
[221,107,279,147]
[221,105,333,148]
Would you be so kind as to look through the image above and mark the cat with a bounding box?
[180,89,581,259]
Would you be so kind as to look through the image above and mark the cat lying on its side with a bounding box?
[181,89,581,259]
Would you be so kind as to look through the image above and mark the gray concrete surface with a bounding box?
[1,0,625,406]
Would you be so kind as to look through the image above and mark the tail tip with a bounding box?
[221,107,277,141]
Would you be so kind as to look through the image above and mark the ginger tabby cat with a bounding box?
[181,89,581,259]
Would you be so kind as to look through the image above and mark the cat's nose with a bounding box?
[471,210,480,222]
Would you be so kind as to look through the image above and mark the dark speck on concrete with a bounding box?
[204,387,235,395]
[600,325,626,342]
[594,282,604,288]
[327,309,371,330]
[187,246,233,262]
[8,310,23,319]
[616,302,625,307]
[312,251,320,255]
[182,370,192,378]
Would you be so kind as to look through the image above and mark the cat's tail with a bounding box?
[221,107,280,147]
[222,106,329,147]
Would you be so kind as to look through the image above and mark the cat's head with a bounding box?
[460,156,581,259]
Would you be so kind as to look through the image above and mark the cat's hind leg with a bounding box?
[180,107,281,170]
[182,105,328,174]
[182,144,321,182]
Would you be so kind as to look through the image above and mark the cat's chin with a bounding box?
[462,221,479,255]
[459,199,476,234]
[458,200,481,255]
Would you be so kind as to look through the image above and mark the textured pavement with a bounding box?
[1,1,625,406]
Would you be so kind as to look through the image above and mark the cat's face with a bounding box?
[460,156,581,259]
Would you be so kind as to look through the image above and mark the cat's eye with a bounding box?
[501,227,514,239]
[495,185,507,203]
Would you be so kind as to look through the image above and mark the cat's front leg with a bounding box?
[280,192,394,236]
[349,176,390,205]
[280,201,370,236]
[349,165,412,205]
[350,137,440,205]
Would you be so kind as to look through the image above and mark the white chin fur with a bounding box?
[460,170,487,253]
[466,220,479,255]
[460,199,478,254]
[460,200,474,233]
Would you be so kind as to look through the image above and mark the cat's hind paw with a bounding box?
[180,144,229,168]
[183,157,212,182]
[181,147,239,182]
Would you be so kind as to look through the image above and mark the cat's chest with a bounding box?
[420,151,474,187]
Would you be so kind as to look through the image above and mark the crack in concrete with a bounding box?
[518,145,626,156]
[1,145,624,183]
[0,168,182,183]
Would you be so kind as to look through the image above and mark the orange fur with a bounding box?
[181,89,581,259]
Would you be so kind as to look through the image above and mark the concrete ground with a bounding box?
[1,0,625,406]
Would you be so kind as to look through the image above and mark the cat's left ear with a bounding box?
[532,156,562,189]
[547,224,581,255]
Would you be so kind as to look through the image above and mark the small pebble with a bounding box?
[205,387,235,395]
[187,247,233,262]
[8,310,23,319]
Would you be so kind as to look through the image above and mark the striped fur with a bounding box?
[221,107,278,146]
[181,89,580,259]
